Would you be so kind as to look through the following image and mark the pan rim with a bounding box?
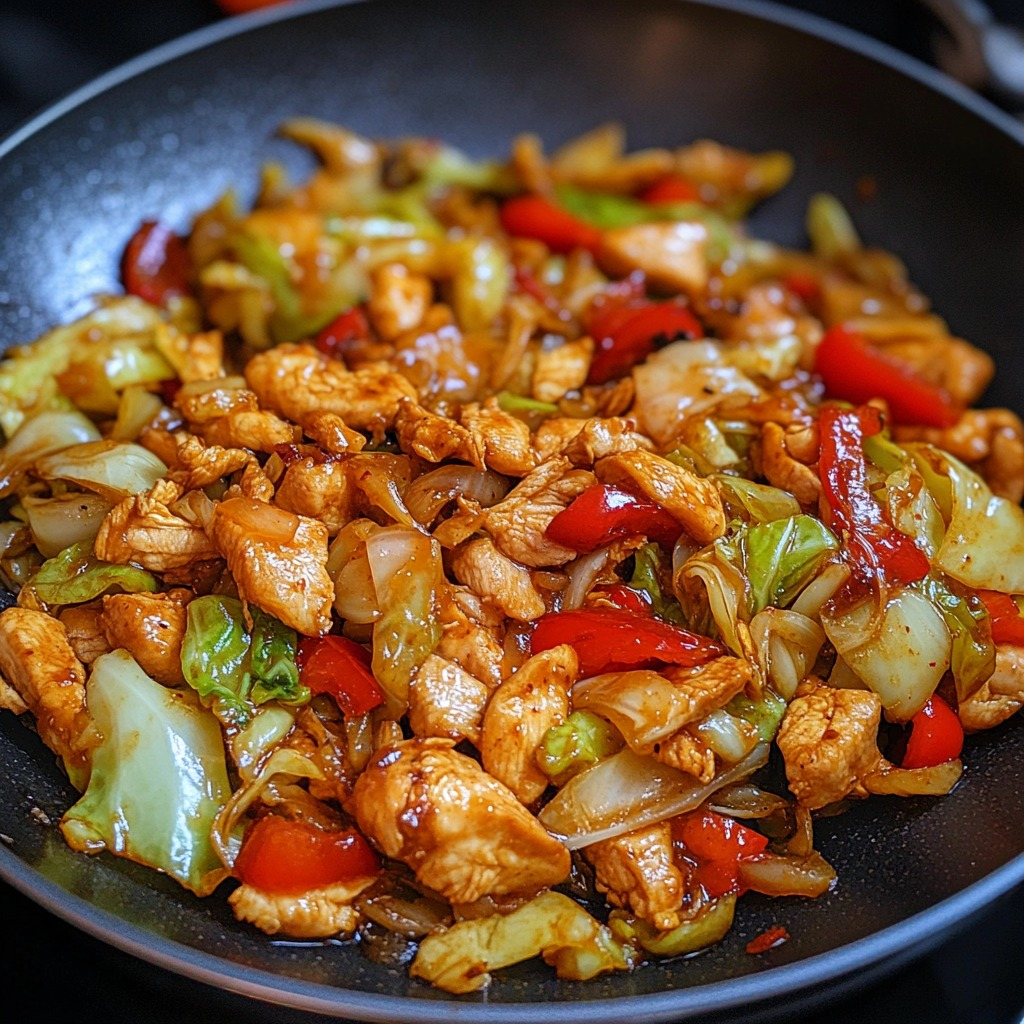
[1,0,1023,1020]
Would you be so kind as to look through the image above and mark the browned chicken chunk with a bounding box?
[100,590,191,687]
[352,737,571,904]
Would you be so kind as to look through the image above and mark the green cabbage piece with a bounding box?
[27,541,158,606]
[914,575,994,705]
[180,595,308,726]
[806,192,861,260]
[60,650,230,895]
[712,474,801,525]
[725,689,788,742]
[741,514,839,616]
[609,894,737,956]
[628,542,685,623]
[537,710,625,786]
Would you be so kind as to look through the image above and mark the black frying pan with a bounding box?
[2,1,1023,1021]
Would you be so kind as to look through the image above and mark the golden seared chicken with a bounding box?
[0,608,91,771]
[229,876,376,939]
[352,737,571,903]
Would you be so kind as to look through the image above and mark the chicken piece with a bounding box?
[483,457,595,567]
[531,336,594,404]
[58,605,111,665]
[394,400,477,464]
[584,821,685,931]
[174,377,257,425]
[894,408,1024,503]
[460,399,537,477]
[660,657,754,728]
[959,645,1024,732]
[871,333,993,407]
[596,450,726,544]
[244,343,417,435]
[229,876,375,938]
[450,537,546,622]
[100,590,190,687]
[480,645,576,805]
[274,456,356,535]
[199,409,301,453]
[754,420,822,507]
[300,411,368,455]
[651,727,717,783]
[408,653,492,745]
[776,679,884,809]
[209,496,334,636]
[167,434,256,490]
[95,481,219,572]
[0,607,90,769]
[533,416,654,466]
[367,262,433,341]
[597,221,708,295]
[436,586,507,688]
[231,460,276,503]
[352,737,571,903]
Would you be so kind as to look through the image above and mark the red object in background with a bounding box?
[818,403,931,586]
[901,695,964,769]
[545,483,683,552]
[638,173,703,205]
[233,816,380,893]
[672,809,769,898]
[529,606,724,678]
[297,635,385,718]
[315,305,372,358]
[977,589,1024,646]
[814,323,960,428]
[121,221,192,305]
[216,0,290,13]
[585,298,703,384]
[746,925,790,954]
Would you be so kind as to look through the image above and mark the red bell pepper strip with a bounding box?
[780,271,821,306]
[297,634,385,718]
[672,809,769,899]
[585,298,704,384]
[121,220,192,305]
[638,173,703,205]
[233,815,380,894]
[977,590,1024,646]
[315,305,372,359]
[545,483,683,553]
[901,694,964,769]
[499,194,602,254]
[529,606,723,678]
[818,403,931,586]
[814,323,960,428]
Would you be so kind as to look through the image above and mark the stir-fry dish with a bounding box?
[2,120,1024,993]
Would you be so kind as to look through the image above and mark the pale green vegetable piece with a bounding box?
[744,514,839,615]
[27,540,158,606]
[60,650,231,896]
[609,894,736,956]
[33,439,168,502]
[821,585,950,721]
[537,710,625,785]
[0,409,100,499]
[806,192,860,260]
[908,444,1024,593]
[411,890,633,993]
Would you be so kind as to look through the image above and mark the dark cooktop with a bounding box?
[2,2,1023,1022]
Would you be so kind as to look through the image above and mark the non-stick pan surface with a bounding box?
[1,1,1023,1021]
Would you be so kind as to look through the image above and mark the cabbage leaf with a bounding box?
[60,650,230,895]
[27,540,158,606]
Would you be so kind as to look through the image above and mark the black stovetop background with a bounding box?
[1,1,1023,1021]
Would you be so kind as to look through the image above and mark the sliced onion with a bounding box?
[22,493,114,558]
[538,742,769,850]
[349,453,419,530]
[34,440,168,502]
[708,783,789,819]
[738,850,836,897]
[333,542,380,624]
[749,607,825,701]
[693,708,760,763]
[863,759,962,797]
[404,464,510,526]
[562,548,611,611]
